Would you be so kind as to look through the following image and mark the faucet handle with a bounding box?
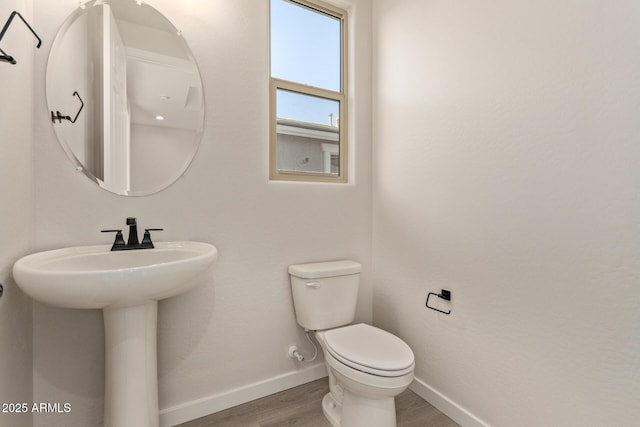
[126,217,137,225]
[141,228,164,248]
[101,229,123,235]
[101,229,125,250]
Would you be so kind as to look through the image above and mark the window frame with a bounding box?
[269,0,348,183]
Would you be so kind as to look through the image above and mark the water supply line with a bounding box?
[289,329,318,363]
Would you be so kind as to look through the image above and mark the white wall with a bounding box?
[32,0,372,426]
[372,1,640,426]
[0,1,34,426]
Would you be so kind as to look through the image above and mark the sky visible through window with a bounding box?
[271,0,341,126]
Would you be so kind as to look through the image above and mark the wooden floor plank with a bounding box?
[178,378,459,427]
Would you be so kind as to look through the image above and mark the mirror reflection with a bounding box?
[47,0,204,196]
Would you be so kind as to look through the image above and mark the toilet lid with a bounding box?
[324,324,414,377]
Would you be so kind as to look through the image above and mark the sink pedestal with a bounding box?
[12,241,218,427]
[104,301,159,427]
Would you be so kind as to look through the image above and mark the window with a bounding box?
[270,0,347,182]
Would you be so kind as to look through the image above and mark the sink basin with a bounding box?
[13,241,217,309]
[13,241,217,427]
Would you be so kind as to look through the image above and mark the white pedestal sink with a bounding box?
[13,241,217,427]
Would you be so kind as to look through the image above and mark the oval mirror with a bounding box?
[46,0,204,196]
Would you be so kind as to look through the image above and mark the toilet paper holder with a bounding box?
[426,289,451,315]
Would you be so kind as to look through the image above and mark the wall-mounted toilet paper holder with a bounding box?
[426,289,451,315]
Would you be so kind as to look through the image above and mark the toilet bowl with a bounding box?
[316,324,415,427]
[288,260,415,427]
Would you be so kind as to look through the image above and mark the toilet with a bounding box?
[289,260,415,427]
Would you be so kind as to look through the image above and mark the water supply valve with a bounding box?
[288,346,305,362]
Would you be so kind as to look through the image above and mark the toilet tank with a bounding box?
[288,260,361,331]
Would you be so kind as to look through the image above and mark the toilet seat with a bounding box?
[324,324,414,377]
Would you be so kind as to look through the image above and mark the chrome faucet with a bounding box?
[102,217,163,251]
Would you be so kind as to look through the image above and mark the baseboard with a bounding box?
[159,364,328,427]
[160,366,485,427]
[410,376,490,427]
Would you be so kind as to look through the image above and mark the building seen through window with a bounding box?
[270,0,347,182]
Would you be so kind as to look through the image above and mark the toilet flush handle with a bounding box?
[305,281,321,289]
